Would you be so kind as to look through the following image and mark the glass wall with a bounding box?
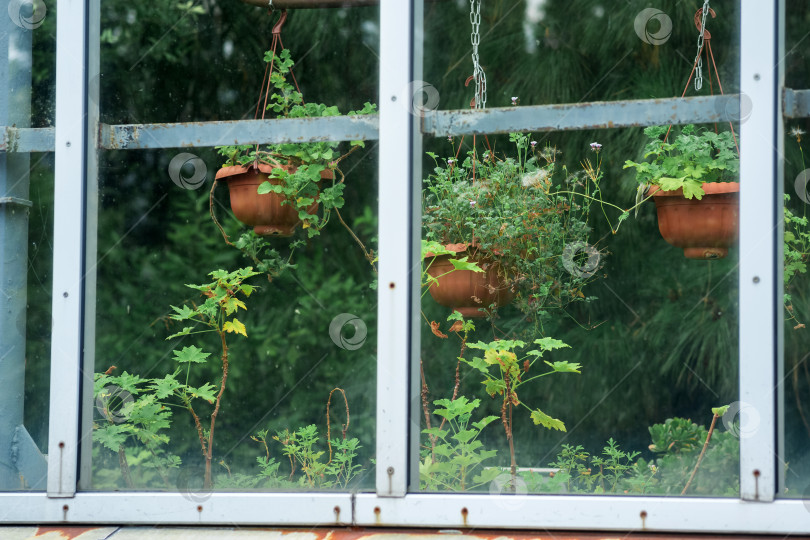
[781,0,810,499]
[86,2,379,494]
[0,0,54,492]
[418,0,741,497]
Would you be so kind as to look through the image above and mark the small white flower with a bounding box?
[511,96,519,105]
[470,200,476,207]
[790,126,805,141]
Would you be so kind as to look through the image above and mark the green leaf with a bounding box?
[712,405,731,417]
[150,371,182,399]
[172,345,210,364]
[544,360,582,374]
[681,180,706,200]
[188,382,217,403]
[166,326,194,339]
[169,305,196,321]
[93,424,130,452]
[471,415,499,430]
[448,256,484,273]
[221,296,246,316]
[257,181,283,195]
[452,429,478,445]
[471,467,502,485]
[530,409,566,431]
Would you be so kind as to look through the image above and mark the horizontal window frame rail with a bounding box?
[0,126,54,153]
[97,116,379,150]
[422,94,743,136]
[0,493,353,525]
[783,88,810,118]
[13,90,810,154]
[2,492,810,534]
[237,0,449,8]
[356,494,810,534]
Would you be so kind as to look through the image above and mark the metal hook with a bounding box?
[464,75,477,109]
[694,7,716,41]
[272,9,288,36]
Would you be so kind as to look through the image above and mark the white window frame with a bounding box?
[2,0,808,533]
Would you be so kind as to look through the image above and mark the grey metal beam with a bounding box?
[239,0,378,6]
[0,127,55,153]
[238,0,446,8]
[422,94,743,136]
[783,88,810,118]
[5,91,810,155]
[0,0,46,491]
[97,116,379,150]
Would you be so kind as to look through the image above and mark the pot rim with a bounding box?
[424,242,505,262]
[215,162,335,181]
[648,181,740,198]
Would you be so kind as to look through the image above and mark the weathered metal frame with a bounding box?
[0,0,47,492]
[7,89,810,153]
[0,0,805,533]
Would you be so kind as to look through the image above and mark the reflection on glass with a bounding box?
[89,4,378,492]
[419,1,741,497]
[0,0,54,491]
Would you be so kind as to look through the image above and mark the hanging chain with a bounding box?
[694,0,710,91]
[470,0,486,109]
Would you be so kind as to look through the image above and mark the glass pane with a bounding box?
[87,3,379,495]
[781,0,810,499]
[0,1,54,491]
[418,0,741,497]
[424,1,738,107]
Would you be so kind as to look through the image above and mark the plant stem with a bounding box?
[334,206,377,273]
[204,330,229,490]
[187,401,207,458]
[420,360,437,463]
[325,387,350,466]
[117,447,134,489]
[681,412,719,495]
[501,372,517,491]
[508,403,516,491]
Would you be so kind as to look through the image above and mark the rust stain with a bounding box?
[460,507,469,528]
[32,526,106,539]
[248,528,799,540]
[373,506,381,525]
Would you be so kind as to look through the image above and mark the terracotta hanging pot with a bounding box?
[650,182,740,260]
[424,244,514,318]
[216,163,332,237]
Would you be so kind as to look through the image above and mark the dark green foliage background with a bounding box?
[20,0,810,494]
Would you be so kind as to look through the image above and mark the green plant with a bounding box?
[419,396,500,491]
[159,267,260,489]
[463,337,581,485]
[263,425,362,489]
[784,127,810,328]
[422,133,602,319]
[93,371,180,489]
[624,124,739,200]
[538,408,739,496]
[215,49,376,239]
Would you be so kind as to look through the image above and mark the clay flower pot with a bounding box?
[650,182,739,260]
[216,163,333,237]
[425,244,514,318]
